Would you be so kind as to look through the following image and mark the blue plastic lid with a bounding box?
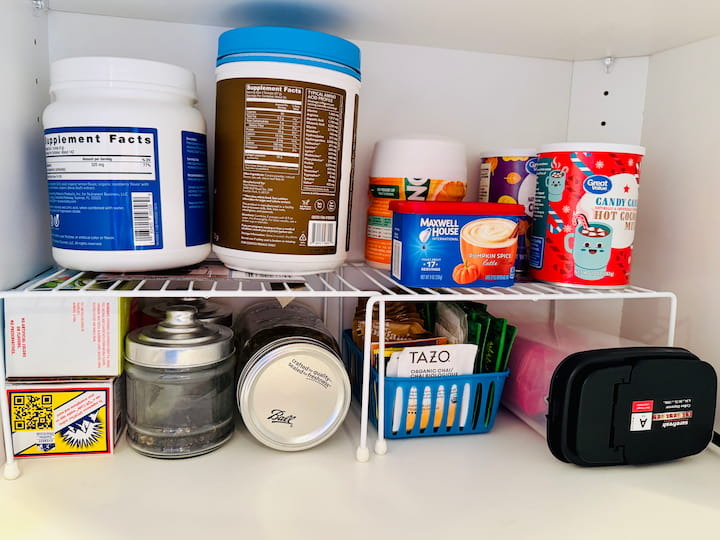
[217,26,361,79]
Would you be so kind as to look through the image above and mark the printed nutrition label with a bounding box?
[45,129,157,181]
[45,126,162,251]
[231,79,345,254]
[243,82,342,197]
[243,83,303,175]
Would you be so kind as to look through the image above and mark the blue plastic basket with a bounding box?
[342,330,508,439]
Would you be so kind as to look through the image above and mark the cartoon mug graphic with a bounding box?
[546,169,566,202]
[564,215,613,281]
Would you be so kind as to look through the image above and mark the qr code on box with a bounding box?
[11,393,54,431]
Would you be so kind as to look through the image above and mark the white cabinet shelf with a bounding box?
[4,261,679,304]
[1,261,678,476]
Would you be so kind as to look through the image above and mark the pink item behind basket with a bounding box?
[502,323,644,435]
[503,337,565,417]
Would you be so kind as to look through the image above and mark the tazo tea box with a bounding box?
[6,378,125,457]
[389,201,525,288]
[387,343,477,433]
[4,288,129,377]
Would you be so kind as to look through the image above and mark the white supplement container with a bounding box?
[43,57,211,272]
[365,136,467,269]
[213,26,361,275]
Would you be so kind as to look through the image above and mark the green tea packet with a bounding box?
[462,304,491,374]
[459,301,488,316]
[482,316,508,373]
[500,324,518,372]
[478,323,515,428]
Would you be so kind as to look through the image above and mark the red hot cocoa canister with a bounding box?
[529,143,645,288]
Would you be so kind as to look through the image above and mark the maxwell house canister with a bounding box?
[389,201,525,288]
[529,143,645,288]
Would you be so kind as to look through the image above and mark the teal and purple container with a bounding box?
[479,149,538,276]
[389,201,525,288]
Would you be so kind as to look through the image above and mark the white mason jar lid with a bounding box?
[237,336,351,451]
[50,56,198,101]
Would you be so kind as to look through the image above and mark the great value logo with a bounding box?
[526,157,538,175]
[583,174,612,194]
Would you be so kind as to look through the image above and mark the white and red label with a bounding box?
[629,398,693,431]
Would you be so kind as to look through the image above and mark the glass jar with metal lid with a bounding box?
[125,305,236,458]
[141,297,233,327]
[235,300,351,451]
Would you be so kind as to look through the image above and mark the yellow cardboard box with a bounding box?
[6,378,124,457]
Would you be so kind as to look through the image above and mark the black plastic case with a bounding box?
[546,347,717,466]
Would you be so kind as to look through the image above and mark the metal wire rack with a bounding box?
[0,261,677,475]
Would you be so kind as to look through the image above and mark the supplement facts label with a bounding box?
[243,83,341,199]
[45,126,163,251]
[46,131,157,182]
[214,78,349,255]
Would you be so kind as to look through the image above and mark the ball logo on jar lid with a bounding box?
[267,409,297,426]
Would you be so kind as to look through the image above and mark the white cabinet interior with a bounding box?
[0,2,719,536]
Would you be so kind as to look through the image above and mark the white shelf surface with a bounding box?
[1,408,718,540]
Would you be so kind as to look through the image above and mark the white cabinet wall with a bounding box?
[1,2,719,538]
[627,35,720,379]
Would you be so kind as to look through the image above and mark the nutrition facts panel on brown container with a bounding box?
[214,77,346,255]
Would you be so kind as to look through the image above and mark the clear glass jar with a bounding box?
[236,300,340,364]
[125,306,236,458]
